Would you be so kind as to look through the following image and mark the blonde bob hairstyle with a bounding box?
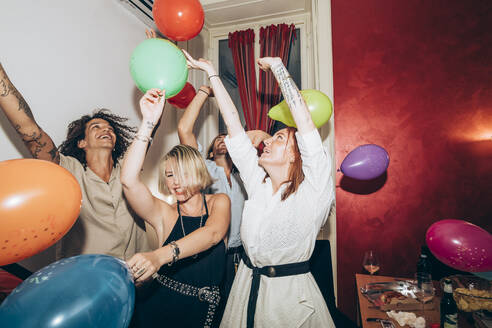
[159,144,213,197]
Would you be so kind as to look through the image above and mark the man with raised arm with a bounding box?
[0,63,149,261]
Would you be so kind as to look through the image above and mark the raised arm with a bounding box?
[177,85,212,149]
[257,57,316,134]
[0,63,59,162]
[182,50,244,137]
[127,193,231,282]
[121,88,167,229]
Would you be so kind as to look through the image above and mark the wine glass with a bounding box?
[415,272,435,324]
[362,250,380,275]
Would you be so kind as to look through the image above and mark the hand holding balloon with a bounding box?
[257,57,282,71]
[145,29,157,39]
[268,89,333,129]
[140,88,166,125]
[182,49,217,76]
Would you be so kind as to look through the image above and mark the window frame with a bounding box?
[208,13,314,93]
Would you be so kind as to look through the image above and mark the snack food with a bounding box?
[453,287,492,312]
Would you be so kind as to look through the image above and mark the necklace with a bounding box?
[178,194,205,259]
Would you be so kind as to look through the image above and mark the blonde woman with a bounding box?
[184,51,335,328]
[121,88,230,328]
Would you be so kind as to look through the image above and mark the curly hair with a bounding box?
[58,109,136,168]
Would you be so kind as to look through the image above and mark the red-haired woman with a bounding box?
[184,51,335,328]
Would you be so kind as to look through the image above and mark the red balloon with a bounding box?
[152,0,204,41]
[426,219,492,272]
[167,82,196,108]
[0,159,82,266]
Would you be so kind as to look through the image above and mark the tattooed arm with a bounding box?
[0,63,59,163]
[257,57,316,134]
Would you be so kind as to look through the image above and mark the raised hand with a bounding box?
[139,88,166,126]
[257,57,282,72]
[182,49,216,76]
[145,29,157,39]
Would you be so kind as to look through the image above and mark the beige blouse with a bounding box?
[56,154,149,260]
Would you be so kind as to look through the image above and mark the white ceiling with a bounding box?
[200,0,311,27]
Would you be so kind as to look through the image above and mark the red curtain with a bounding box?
[228,29,258,130]
[228,24,296,132]
[258,24,297,132]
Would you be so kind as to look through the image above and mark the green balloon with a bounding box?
[130,38,188,98]
[268,89,333,128]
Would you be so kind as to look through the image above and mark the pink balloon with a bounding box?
[426,219,492,272]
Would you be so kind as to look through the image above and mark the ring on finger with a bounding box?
[135,267,146,276]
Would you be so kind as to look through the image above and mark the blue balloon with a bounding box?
[473,271,492,280]
[340,144,389,180]
[0,255,134,328]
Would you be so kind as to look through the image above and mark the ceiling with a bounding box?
[200,0,311,28]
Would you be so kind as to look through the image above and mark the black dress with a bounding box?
[133,195,226,328]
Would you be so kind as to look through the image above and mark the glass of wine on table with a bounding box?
[363,250,380,275]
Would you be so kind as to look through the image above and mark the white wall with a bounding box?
[0,0,146,159]
[0,0,214,271]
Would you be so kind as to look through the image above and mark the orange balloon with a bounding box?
[0,159,82,266]
[152,0,204,41]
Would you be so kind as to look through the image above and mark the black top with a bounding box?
[158,194,225,287]
[133,194,226,328]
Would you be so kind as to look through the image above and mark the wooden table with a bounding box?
[355,274,480,328]
[356,274,475,328]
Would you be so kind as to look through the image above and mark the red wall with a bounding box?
[331,0,492,319]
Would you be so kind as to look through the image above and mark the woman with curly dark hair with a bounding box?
[0,62,150,261]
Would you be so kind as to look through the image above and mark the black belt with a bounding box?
[154,273,220,328]
[226,245,244,254]
[242,253,310,328]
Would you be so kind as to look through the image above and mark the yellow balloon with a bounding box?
[268,89,333,128]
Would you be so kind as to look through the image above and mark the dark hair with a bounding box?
[263,127,304,201]
[58,109,136,167]
[206,133,238,173]
[206,133,227,160]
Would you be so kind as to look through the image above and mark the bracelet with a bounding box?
[208,74,219,80]
[134,134,153,144]
[198,89,210,96]
[167,241,180,266]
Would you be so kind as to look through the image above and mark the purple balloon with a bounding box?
[340,144,389,180]
[426,219,492,272]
